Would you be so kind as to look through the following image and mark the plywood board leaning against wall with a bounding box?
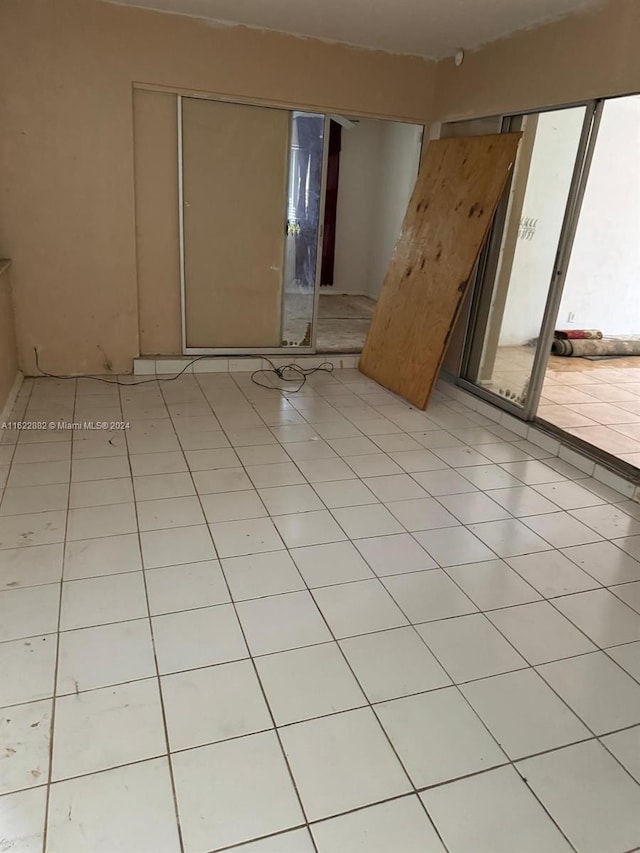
[359,133,522,408]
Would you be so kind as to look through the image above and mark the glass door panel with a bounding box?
[181,98,326,353]
[281,112,326,347]
[468,106,587,408]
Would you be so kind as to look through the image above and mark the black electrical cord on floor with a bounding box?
[32,347,207,386]
[250,357,334,392]
[32,347,334,392]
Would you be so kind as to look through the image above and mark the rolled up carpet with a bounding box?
[552,337,640,357]
[555,329,603,340]
[551,338,574,355]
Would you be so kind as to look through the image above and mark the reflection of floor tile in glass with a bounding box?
[281,290,314,347]
[479,345,536,404]
[281,293,375,353]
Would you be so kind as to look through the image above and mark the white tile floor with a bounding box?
[1,368,640,852]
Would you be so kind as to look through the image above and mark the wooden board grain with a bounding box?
[359,133,522,408]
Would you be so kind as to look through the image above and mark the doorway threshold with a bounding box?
[535,417,640,489]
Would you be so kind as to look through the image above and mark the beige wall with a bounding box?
[435,0,640,122]
[0,262,20,416]
[0,0,436,374]
[333,120,385,296]
[133,89,182,356]
[368,121,423,301]
[2,0,639,375]
[333,119,422,299]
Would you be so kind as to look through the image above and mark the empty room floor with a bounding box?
[2,369,640,851]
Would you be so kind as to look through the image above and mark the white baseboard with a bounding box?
[134,355,360,375]
[0,372,24,424]
[436,373,639,502]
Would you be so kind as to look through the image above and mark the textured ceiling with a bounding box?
[107,0,599,59]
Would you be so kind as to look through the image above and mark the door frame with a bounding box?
[178,93,329,355]
[523,100,603,417]
[456,99,603,420]
[319,119,342,287]
[311,115,331,351]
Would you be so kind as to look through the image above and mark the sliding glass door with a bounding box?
[460,101,602,418]
[179,96,326,353]
[281,112,326,348]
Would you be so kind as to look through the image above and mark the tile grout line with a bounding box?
[3,504,638,582]
[265,395,585,850]
[6,568,640,645]
[118,376,187,853]
[1,371,639,850]
[528,591,640,790]
[40,375,75,853]
[5,623,640,714]
[343,548,584,850]
[166,371,322,853]
[218,376,466,851]
[6,579,640,692]
[233,372,640,844]
[3,715,634,803]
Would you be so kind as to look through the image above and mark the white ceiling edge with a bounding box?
[101,0,441,59]
[101,0,605,61]
[465,0,604,58]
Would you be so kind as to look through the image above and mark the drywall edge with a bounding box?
[0,261,22,421]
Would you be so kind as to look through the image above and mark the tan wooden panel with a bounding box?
[359,133,522,408]
[133,89,182,355]
[182,97,289,348]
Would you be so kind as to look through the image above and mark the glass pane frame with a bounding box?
[459,100,603,420]
[281,111,327,349]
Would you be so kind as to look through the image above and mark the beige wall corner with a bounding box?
[0,262,22,419]
[0,0,436,375]
[434,0,640,121]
